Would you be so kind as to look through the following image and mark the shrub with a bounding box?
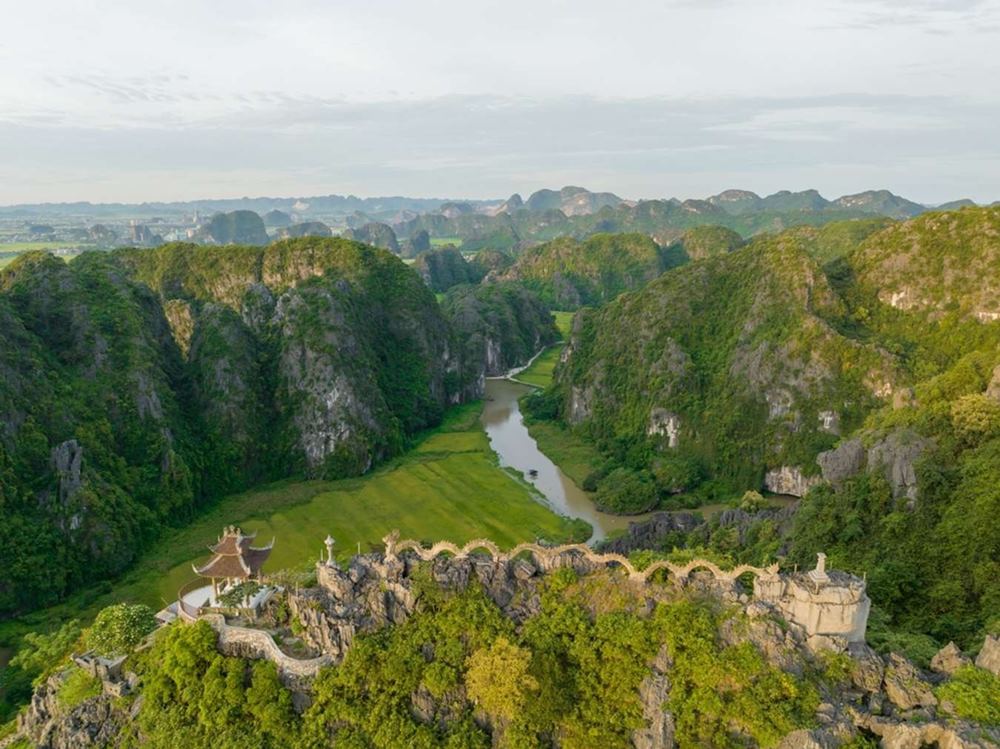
[87,603,158,656]
[594,467,659,514]
[936,666,1000,725]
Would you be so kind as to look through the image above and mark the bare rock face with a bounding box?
[15,674,128,749]
[883,653,937,711]
[51,439,84,506]
[764,466,822,497]
[817,438,866,485]
[975,634,1000,676]
[931,642,972,675]
[633,646,675,749]
[848,642,885,693]
[867,430,931,508]
[776,729,839,749]
[647,408,681,448]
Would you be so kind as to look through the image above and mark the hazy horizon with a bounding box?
[3,0,1000,205]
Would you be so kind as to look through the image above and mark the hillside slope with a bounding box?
[0,238,482,615]
[497,232,681,309]
[554,232,897,494]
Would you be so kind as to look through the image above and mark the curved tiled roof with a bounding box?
[194,527,273,579]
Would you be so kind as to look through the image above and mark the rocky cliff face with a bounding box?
[441,282,559,392]
[557,231,897,490]
[0,239,470,615]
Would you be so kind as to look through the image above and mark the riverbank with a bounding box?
[482,378,655,542]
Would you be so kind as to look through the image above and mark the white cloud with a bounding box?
[0,0,998,202]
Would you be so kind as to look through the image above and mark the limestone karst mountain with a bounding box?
[0,237,557,616]
[497,232,682,309]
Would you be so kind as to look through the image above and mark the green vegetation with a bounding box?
[0,238,470,618]
[520,419,603,488]
[516,311,575,389]
[524,208,1000,654]
[441,282,559,382]
[87,604,158,656]
[935,666,1000,725]
[413,247,483,292]
[669,225,745,260]
[547,229,884,495]
[55,667,102,708]
[430,236,462,247]
[118,571,821,748]
[499,233,682,309]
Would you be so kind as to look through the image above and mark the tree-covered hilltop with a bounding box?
[666,225,745,261]
[533,207,1000,654]
[496,233,684,310]
[1,237,553,617]
[546,228,896,500]
[442,283,559,383]
[10,558,1000,748]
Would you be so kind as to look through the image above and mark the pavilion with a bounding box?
[193,525,274,596]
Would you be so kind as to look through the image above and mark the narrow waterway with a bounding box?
[481,377,655,543]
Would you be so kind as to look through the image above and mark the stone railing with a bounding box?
[380,530,780,585]
[199,614,332,685]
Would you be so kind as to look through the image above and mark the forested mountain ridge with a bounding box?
[496,233,683,309]
[552,229,899,497]
[538,206,1000,652]
[0,238,557,617]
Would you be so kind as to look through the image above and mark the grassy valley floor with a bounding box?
[1,401,585,646]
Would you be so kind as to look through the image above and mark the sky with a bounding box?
[1,0,999,205]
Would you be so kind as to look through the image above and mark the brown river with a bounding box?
[480,377,656,543]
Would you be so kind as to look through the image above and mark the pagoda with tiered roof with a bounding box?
[193,526,273,595]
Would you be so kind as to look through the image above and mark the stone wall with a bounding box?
[200,614,331,687]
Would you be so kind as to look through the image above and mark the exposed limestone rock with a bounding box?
[162,298,195,357]
[855,712,997,749]
[51,439,84,506]
[776,729,838,749]
[647,408,681,448]
[883,653,937,711]
[931,642,972,675]
[633,646,675,749]
[14,673,128,749]
[817,410,840,434]
[975,634,1000,676]
[867,430,931,507]
[848,642,886,693]
[986,365,1000,401]
[596,512,702,555]
[817,438,866,485]
[567,384,594,425]
[764,466,822,497]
